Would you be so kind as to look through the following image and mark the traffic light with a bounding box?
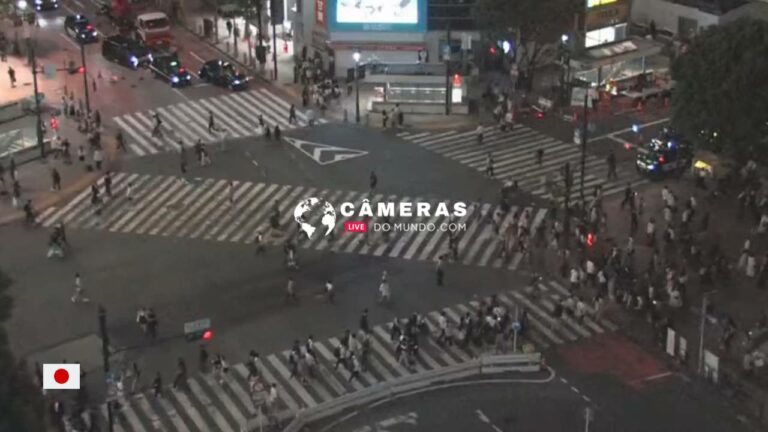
[184,318,212,342]
[78,66,85,74]
[586,233,595,248]
[50,116,58,131]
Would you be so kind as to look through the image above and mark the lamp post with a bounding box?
[19,0,44,158]
[353,50,360,123]
[80,40,91,119]
[270,0,278,80]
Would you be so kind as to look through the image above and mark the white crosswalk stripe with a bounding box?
[102,280,616,431]
[41,174,549,270]
[400,126,649,202]
[113,88,328,156]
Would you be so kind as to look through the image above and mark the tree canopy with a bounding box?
[0,270,47,432]
[473,0,580,78]
[671,18,768,161]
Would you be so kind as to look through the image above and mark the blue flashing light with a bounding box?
[649,164,657,171]
[232,79,241,85]
[129,56,138,67]
[171,76,180,84]
[632,124,640,133]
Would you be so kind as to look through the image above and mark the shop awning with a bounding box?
[570,37,664,69]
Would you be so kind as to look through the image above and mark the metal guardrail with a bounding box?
[258,353,542,432]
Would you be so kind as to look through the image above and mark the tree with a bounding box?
[671,18,768,162]
[473,0,580,88]
[0,270,47,432]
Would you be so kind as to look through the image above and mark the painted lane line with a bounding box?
[592,117,670,141]
[189,51,207,63]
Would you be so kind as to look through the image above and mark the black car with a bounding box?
[64,15,98,43]
[34,0,59,11]
[636,129,693,175]
[199,59,248,90]
[102,35,153,69]
[149,51,192,87]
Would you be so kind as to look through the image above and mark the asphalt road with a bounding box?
[1,124,532,382]
[319,368,751,432]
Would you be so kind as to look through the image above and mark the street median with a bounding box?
[262,352,542,432]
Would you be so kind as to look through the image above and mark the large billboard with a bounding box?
[327,0,427,32]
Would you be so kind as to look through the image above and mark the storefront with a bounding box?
[570,0,664,90]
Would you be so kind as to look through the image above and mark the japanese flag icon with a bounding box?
[43,363,80,390]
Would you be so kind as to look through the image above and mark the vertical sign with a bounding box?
[315,0,326,28]
[666,328,676,356]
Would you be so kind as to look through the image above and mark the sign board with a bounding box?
[666,328,676,356]
[511,321,522,332]
[183,318,211,335]
[328,0,427,32]
[585,2,630,31]
[571,87,593,108]
[451,87,462,103]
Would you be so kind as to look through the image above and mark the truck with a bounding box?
[134,12,172,47]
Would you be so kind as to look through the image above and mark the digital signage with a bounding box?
[327,0,427,32]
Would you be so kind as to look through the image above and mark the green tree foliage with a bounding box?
[0,270,47,432]
[671,18,768,161]
[473,0,580,83]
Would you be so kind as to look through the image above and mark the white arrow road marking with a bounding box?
[350,412,418,432]
[283,137,368,165]
[475,409,503,432]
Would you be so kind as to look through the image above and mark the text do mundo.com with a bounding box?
[344,221,468,233]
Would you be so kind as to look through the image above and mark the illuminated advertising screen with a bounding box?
[328,0,427,32]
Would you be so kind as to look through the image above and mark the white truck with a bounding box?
[134,12,172,47]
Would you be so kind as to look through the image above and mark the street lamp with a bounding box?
[353,50,361,123]
[561,33,569,44]
[17,0,28,9]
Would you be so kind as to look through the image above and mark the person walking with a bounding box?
[606,151,617,180]
[151,112,163,138]
[71,273,90,303]
[172,358,187,390]
[199,345,209,374]
[11,180,21,208]
[125,181,135,208]
[151,373,162,399]
[285,277,297,302]
[146,308,158,339]
[254,230,266,254]
[208,110,216,133]
[51,168,61,191]
[485,153,495,178]
[369,171,378,192]
[536,148,544,166]
[325,279,335,303]
[288,104,297,124]
[93,147,103,170]
[436,254,445,286]
[379,273,391,304]
[8,66,16,87]
[360,308,370,334]
[475,125,484,145]
[104,171,113,197]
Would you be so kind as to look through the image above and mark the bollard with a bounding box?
[343,108,348,122]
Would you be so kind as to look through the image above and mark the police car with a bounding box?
[199,59,248,90]
[102,35,153,69]
[636,130,693,175]
[64,15,98,43]
[149,51,192,87]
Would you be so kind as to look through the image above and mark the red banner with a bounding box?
[315,0,326,28]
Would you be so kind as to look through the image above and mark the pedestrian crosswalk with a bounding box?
[398,126,648,202]
[38,173,548,270]
[101,279,617,432]
[112,88,327,157]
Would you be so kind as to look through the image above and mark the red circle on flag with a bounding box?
[54,368,69,384]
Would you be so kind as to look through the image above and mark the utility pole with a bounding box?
[579,86,588,203]
[270,0,278,81]
[30,43,44,158]
[98,305,114,432]
[444,22,451,115]
[80,41,90,119]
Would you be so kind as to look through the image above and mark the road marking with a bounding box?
[283,137,368,165]
[58,32,80,49]
[72,0,84,7]
[640,371,673,382]
[475,409,503,432]
[189,51,207,63]
[193,83,211,88]
[173,88,190,101]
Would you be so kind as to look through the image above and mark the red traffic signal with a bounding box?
[489,46,497,55]
[50,116,59,131]
[202,330,213,341]
[586,233,595,247]
[78,66,85,74]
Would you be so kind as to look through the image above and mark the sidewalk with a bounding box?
[0,116,120,226]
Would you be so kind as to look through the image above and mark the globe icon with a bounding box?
[293,198,336,239]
